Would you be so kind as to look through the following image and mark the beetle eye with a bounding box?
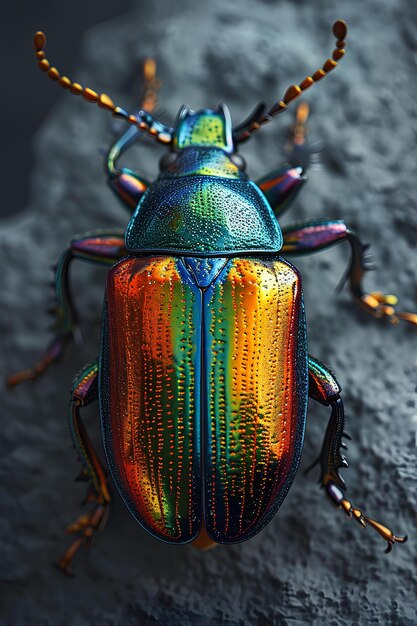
[230,153,246,170]
[159,152,177,170]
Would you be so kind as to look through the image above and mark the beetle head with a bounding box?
[173,104,234,153]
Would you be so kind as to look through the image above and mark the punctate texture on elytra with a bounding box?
[100,255,307,543]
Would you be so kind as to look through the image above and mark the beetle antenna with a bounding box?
[232,102,267,137]
[233,20,347,143]
[33,31,174,144]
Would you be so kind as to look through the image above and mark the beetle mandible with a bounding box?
[8,20,415,575]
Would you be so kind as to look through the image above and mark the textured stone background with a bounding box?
[1,0,417,624]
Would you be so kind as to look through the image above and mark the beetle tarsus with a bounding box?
[324,482,408,552]
[281,102,324,174]
[344,233,417,326]
[5,333,73,388]
[358,291,417,327]
[57,503,109,576]
[339,497,408,552]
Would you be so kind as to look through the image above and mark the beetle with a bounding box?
[7,20,415,575]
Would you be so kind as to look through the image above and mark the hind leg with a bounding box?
[307,355,407,552]
[58,360,111,576]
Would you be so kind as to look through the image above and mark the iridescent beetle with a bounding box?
[8,21,415,575]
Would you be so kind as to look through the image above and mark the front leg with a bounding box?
[106,125,150,211]
[105,58,161,211]
[282,219,417,327]
[256,102,320,217]
[6,232,127,387]
[308,355,407,552]
[257,165,306,217]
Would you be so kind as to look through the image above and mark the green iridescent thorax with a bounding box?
[173,105,234,153]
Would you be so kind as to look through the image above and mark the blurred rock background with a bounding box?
[1,0,416,624]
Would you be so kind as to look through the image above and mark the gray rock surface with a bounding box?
[1,0,417,624]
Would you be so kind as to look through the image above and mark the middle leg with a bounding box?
[282,219,417,326]
[6,232,127,387]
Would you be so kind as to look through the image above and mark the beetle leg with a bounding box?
[58,360,111,576]
[106,130,150,212]
[59,504,109,577]
[6,232,127,387]
[282,220,417,327]
[326,485,408,554]
[105,58,161,211]
[257,165,306,217]
[256,103,324,217]
[308,355,407,551]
